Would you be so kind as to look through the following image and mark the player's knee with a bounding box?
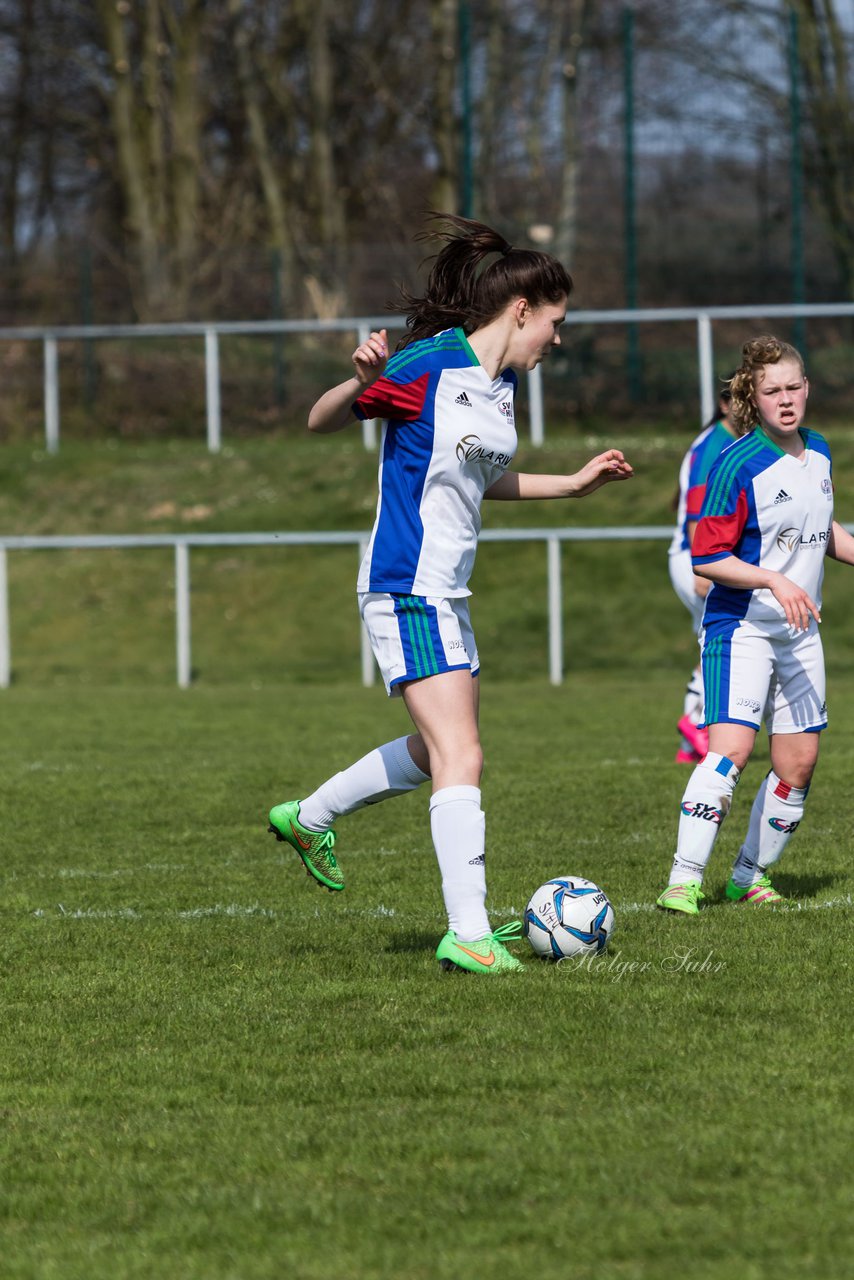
[708,744,751,774]
[462,740,484,781]
[423,737,482,786]
[777,763,816,791]
[771,742,819,791]
[448,739,483,783]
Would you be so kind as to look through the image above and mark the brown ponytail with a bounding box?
[393,212,573,348]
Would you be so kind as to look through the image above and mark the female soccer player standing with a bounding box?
[268,213,633,972]
[668,383,736,763]
[657,335,854,915]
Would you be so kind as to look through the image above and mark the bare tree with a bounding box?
[475,0,504,219]
[0,0,36,268]
[3,0,852,327]
[91,0,208,316]
[648,0,854,297]
[228,0,298,303]
[553,0,595,267]
[430,0,460,213]
[293,0,347,310]
[794,0,854,294]
[0,0,93,287]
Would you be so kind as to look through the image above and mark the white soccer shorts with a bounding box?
[359,592,479,697]
[701,619,827,734]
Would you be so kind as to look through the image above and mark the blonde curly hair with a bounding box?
[728,335,806,436]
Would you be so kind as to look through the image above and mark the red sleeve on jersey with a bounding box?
[685,483,706,519]
[354,372,430,421]
[692,489,748,562]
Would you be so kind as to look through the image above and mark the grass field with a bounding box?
[1,430,853,1278]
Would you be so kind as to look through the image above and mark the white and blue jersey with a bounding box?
[669,420,735,557]
[693,426,834,636]
[669,418,736,628]
[353,328,517,597]
[692,426,833,732]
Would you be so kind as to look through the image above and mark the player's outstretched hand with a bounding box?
[352,328,389,386]
[768,571,821,631]
[570,449,634,497]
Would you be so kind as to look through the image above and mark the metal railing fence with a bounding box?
[4,301,854,454]
[0,525,678,690]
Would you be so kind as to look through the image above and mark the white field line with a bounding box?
[30,895,852,922]
[49,864,190,879]
[31,902,401,921]
[495,895,853,917]
[34,903,276,920]
[615,895,854,914]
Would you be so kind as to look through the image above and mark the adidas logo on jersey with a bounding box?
[774,489,793,504]
[455,392,472,406]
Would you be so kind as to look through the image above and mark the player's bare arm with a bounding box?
[484,449,633,500]
[827,519,854,566]
[694,554,820,631]
[308,328,389,434]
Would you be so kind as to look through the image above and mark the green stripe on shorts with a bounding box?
[703,633,723,724]
[400,597,439,678]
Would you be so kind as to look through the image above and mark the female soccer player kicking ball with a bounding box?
[268,213,633,972]
[657,335,854,915]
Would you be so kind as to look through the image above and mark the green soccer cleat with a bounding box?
[725,874,786,906]
[268,800,343,892]
[656,880,705,915]
[436,921,525,974]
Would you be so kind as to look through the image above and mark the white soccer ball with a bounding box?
[524,876,615,961]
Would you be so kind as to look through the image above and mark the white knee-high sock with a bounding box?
[429,785,490,942]
[730,770,808,887]
[669,752,741,885]
[298,736,429,831]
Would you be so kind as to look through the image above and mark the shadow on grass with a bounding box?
[772,871,839,899]
[704,871,838,904]
[385,929,438,955]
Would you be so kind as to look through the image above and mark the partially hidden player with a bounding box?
[657,334,854,914]
[268,212,633,972]
[667,380,736,763]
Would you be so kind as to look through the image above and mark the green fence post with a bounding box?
[80,245,98,410]
[623,7,642,401]
[788,8,806,355]
[459,0,474,218]
[271,248,285,408]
